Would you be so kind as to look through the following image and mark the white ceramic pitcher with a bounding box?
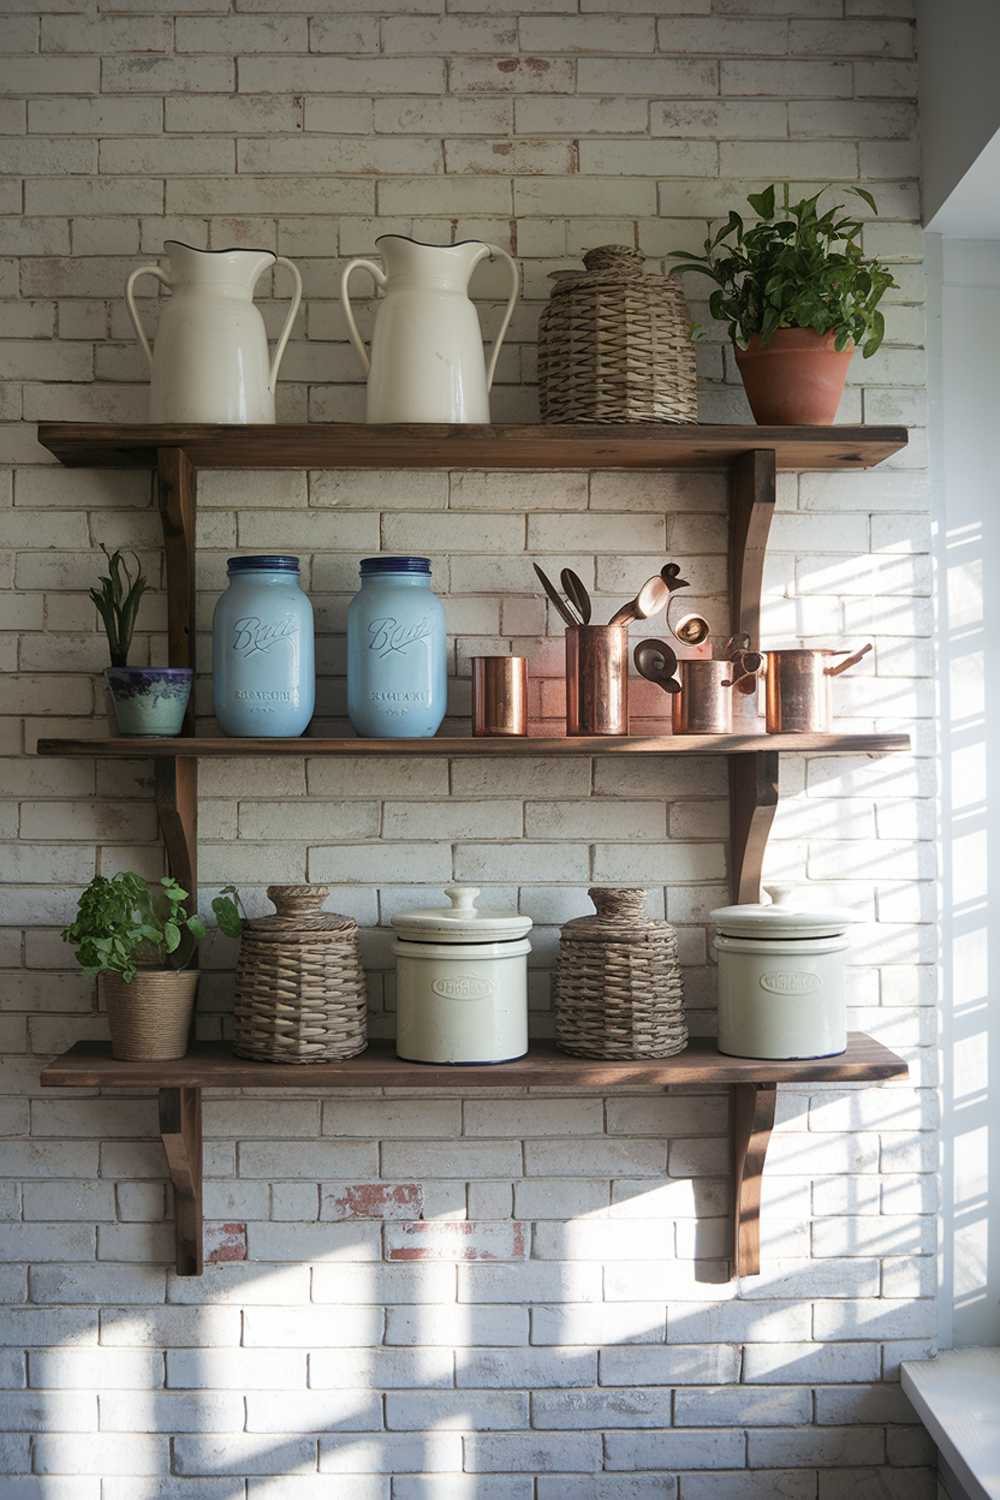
[125,242,303,423]
[340,236,519,423]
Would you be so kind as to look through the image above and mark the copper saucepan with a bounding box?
[764,645,872,734]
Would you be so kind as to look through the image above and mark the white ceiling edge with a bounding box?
[925,126,1000,238]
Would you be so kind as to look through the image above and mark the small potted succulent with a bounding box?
[670,184,897,425]
[92,544,192,735]
[63,873,205,1061]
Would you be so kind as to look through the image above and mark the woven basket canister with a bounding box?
[233,885,368,1063]
[537,245,697,425]
[554,887,687,1059]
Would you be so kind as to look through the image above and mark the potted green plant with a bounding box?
[62,873,206,1061]
[92,544,192,735]
[669,184,897,425]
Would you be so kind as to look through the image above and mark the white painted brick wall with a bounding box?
[0,0,935,1491]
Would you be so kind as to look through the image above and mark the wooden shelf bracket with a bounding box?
[729,749,780,904]
[730,1081,778,1278]
[159,1086,203,1277]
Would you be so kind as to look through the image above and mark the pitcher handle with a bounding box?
[269,255,303,390]
[340,257,387,376]
[483,244,519,392]
[125,264,169,370]
[825,642,873,678]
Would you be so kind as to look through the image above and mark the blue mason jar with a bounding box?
[212,555,315,737]
[347,557,447,738]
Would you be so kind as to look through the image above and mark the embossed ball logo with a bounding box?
[759,972,822,995]
[431,976,495,1001]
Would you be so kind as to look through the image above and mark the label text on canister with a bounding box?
[759,972,822,995]
[431,976,495,1001]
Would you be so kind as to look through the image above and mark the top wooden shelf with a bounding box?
[36,422,908,472]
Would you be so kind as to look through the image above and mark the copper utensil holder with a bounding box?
[672,659,735,735]
[566,624,629,736]
[472,656,527,737]
[764,645,872,734]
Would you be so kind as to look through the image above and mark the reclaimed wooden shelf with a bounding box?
[37,732,912,759]
[37,421,907,472]
[42,1035,907,1281]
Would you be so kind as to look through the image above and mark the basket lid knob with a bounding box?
[588,886,648,920]
[266,884,330,919]
[582,245,644,273]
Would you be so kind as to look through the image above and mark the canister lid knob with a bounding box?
[444,885,480,914]
[764,884,796,908]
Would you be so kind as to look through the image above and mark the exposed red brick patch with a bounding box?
[206,1222,247,1263]
[387,1220,527,1262]
[326,1184,423,1221]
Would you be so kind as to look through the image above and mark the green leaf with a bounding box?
[163,920,181,954]
[746,185,775,219]
[186,915,207,942]
[850,186,878,215]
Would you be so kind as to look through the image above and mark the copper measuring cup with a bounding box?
[634,641,737,734]
[764,645,872,733]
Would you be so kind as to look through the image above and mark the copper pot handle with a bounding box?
[825,643,873,678]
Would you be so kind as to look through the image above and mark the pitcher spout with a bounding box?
[374,235,492,293]
[162,241,276,296]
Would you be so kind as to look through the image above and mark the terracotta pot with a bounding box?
[735,329,853,426]
[102,970,198,1061]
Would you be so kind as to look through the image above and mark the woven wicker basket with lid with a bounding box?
[233,885,367,1063]
[537,245,697,425]
[554,887,686,1059]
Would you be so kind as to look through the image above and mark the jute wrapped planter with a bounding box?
[233,885,368,1064]
[537,246,698,425]
[102,970,198,1062]
[554,887,687,1059]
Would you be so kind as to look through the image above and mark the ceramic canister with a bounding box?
[711,884,850,1060]
[392,886,532,1064]
[347,556,447,738]
[212,555,315,737]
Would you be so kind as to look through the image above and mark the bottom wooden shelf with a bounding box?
[41,1036,907,1279]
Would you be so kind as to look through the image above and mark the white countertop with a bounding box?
[902,1348,1000,1500]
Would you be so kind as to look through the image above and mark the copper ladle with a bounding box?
[608,575,670,628]
[634,638,681,695]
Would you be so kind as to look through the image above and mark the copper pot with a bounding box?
[566,624,629,736]
[472,656,527,737]
[764,645,872,733]
[672,660,736,735]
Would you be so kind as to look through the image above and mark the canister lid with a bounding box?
[710,884,850,939]
[391,885,532,943]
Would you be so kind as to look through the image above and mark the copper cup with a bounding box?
[672,659,735,735]
[566,624,629,736]
[764,645,872,734]
[472,656,527,737]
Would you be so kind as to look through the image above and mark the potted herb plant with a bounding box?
[63,873,206,1061]
[92,544,192,735]
[670,184,897,425]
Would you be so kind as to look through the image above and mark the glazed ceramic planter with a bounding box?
[735,329,854,426]
[102,969,198,1061]
[106,667,192,736]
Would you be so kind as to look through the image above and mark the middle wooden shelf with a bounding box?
[37,731,911,759]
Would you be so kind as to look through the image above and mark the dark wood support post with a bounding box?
[159,1086,203,1276]
[154,756,197,901]
[729,448,776,646]
[156,447,196,713]
[728,749,779,905]
[730,1081,777,1278]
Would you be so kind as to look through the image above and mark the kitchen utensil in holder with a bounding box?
[566,623,629,735]
[472,656,527,737]
[673,659,737,734]
[554,887,686,1059]
[233,885,368,1063]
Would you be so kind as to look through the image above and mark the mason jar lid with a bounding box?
[711,884,850,940]
[228,555,300,573]
[392,885,532,943]
[360,556,431,576]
